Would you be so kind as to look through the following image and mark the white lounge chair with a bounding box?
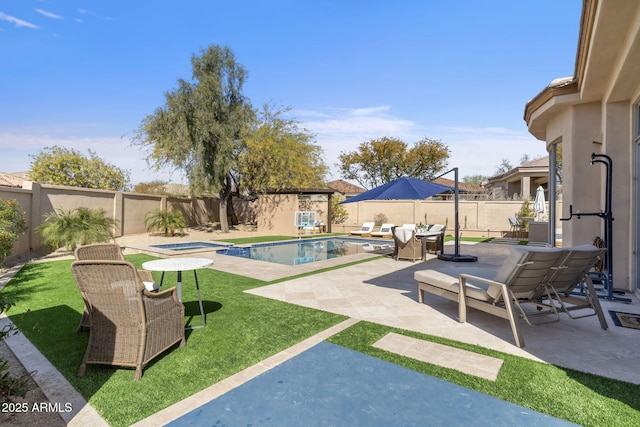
[370,223,395,238]
[350,222,375,236]
[415,246,568,347]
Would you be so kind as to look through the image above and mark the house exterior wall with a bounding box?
[256,194,330,236]
[524,0,640,292]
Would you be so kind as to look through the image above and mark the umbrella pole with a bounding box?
[436,168,477,262]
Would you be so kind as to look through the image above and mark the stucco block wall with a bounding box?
[0,188,32,255]
[0,182,217,257]
[257,194,298,235]
[121,194,163,235]
[334,199,551,238]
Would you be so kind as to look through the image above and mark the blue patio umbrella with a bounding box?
[340,177,455,203]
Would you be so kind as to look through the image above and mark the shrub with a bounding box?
[0,199,28,266]
[516,200,535,232]
[373,213,388,226]
[38,207,118,251]
[144,208,186,237]
[330,196,349,224]
[0,298,30,401]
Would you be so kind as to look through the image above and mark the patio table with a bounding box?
[415,230,444,260]
[142,257,213,330]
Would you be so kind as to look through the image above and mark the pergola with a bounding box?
[266,188,335,233]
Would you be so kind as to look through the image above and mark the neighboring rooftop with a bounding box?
[433,177,487,193]
[0,171,26,188]
[326,179,366,196]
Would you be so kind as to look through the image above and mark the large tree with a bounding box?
[238,104,327,197]
[337,136,449,189]
[133,45,253,233]
[29,146,130,191]
[462,174,488,186]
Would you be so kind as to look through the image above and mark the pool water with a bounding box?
[150,241,230,251]
[217,238,392,266]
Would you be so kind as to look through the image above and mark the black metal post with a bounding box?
[436,167,477,262]
[560,153,629,302]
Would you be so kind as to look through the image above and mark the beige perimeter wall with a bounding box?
[334,199,557,239]
[1,182,559,259]
[0,182,219,256]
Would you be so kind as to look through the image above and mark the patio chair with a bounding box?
[350,222,375,236]
[370,223,395,238]
[508,216,524,239]
[71,260,185,381]
[535,244,608,329]
[424,224,446,254]
[393,226,421,262]
[415,246,568,347]
[74,243,158,332]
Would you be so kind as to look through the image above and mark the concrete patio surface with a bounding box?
[244,241,640,384]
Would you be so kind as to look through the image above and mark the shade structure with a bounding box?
[533,186,546,220]
[340,177,454,203]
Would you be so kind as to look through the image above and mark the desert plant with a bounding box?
[0,199,28,266]
[373,213,388,226]
[144,208,186,237]
[516,200,535,231]
[38,207,118,251]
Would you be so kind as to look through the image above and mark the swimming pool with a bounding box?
[150,241,230,251]
[216,237,392,266]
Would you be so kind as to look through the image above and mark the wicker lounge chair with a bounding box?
[393,226,421,262]
[536,244,608,329]
[74,243,158,332]
[423,224,446,255]
[350,222,375,236]
[71,260,185,381]
[415,246,568,347]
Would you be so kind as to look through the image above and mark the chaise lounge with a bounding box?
[370,223,395,238]
[350,222,375,236]
[535,244,608,329]
[415,246,568,347]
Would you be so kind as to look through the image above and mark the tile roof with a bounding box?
[433,177,486,193]
[0,172,25,187]
[326,179,366,195]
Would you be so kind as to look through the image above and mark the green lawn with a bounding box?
[3,254,346,426]
[3,253,640,426]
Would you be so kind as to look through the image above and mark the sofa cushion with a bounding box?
[415,267,499,302]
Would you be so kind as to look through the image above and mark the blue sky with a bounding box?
[1,1,581,186]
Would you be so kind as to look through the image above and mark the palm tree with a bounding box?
[144,208,186,237]
[38,207,118,250]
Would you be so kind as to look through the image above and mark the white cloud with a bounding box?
[0,11,40,29]
[298,106,418,179]
[350,106,391,116]
[35,8,63,20]
[431,125,548,178]
[0,131,183,185]
[296,106,548,180]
